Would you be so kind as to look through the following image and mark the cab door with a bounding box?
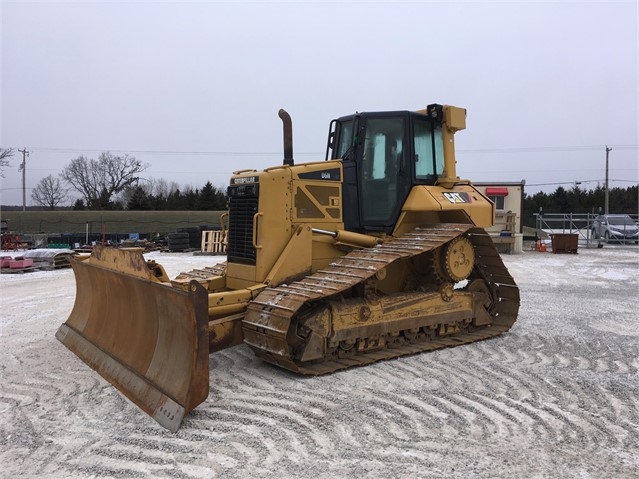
[357,114,411,233]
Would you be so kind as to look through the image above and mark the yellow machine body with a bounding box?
[56,104,518,431]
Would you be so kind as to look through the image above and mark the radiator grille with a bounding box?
[227,195,258,264]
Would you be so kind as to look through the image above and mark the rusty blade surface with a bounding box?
[55,247,210,432]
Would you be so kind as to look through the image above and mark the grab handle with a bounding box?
[252,212,264,249]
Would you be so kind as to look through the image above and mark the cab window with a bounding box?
[336,120,354,159]
[413,117,444,179]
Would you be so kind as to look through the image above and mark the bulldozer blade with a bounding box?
[56,247,210,432]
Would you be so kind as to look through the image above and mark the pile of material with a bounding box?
[22,249,76,270]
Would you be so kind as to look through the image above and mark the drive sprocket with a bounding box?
[443,236,475,282]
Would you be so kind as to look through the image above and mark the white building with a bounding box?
[474,181,526,253]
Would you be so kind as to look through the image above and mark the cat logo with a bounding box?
[443,192,471,204]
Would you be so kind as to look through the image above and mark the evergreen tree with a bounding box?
[214,186,228,209]
[185,187,199,210]
[166,189,185,210]
[552,186,570,213]
[523,185,638,227]
[198,182,217,210]
[126,186,152,210]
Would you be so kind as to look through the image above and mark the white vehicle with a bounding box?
[591,214,639,243]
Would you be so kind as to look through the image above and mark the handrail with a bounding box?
[252,212,263,249]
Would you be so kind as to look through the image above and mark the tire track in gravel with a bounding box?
[549,376,639,446]
[6,321,638,477]
[452,365,608,447]
[59,357,340,473]
[421,344,563,442]
[194,356,507,470]
[197,354,498,470]
[202,329,635,471]
[600,383,639,441]
[352,332,638,452]
[204,396,333,459]
[451,335,636,449]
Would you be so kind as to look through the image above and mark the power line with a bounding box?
[16,143,639,156]
[25,147,322,156]
[457,144,638,154]
[526,179,638,187]
[526,180,599,186]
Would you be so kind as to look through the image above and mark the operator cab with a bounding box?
[326,104,447,234]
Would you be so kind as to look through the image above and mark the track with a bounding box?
[242,224,519,374]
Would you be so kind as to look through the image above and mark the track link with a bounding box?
[242,224,519,375]
[173,262,227,286]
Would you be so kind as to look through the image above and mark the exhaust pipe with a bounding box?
[278,109,294,166]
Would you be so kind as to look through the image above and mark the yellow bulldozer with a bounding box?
[56,104,519,431]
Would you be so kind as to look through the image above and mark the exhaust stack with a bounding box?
[278,109,294,166]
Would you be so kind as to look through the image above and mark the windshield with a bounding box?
[608,216,635,226]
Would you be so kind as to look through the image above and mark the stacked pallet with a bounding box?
[201,230,227,254]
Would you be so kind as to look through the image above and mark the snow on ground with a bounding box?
[1,245,638,478]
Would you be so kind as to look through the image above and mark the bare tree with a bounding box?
[0,148,14,178]
[152,178,165,197]
[140,177,156,196]
[118,184,137,207]
[60,152,147,209]
[148,177,179,199]
[120,177,181,207]
[31,174,68,210]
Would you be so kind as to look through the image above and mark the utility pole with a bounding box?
[604,146,612,215]
[18,148,29,212]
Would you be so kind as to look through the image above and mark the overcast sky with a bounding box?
[1,0,637,207]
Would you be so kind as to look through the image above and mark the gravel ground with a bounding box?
[1,245,638,478]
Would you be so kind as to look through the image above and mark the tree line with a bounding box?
[74,179,228,211]
[0,150,228,211]
[2,148,637,218]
